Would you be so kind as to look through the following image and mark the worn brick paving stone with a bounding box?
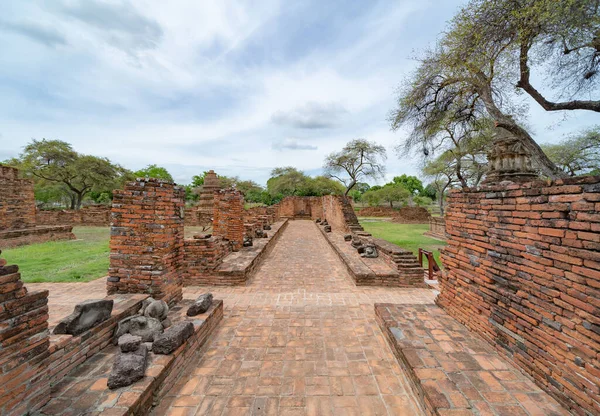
[156,220,434,415]
[30,221,436,415]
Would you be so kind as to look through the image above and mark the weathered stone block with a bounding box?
[153,321,195,355]
[107,345,148,389]
[187,293,213,316]
[53,299,114,336]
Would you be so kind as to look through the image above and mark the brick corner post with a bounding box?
[0,253,51,414]
[108,178,185,305]
[213,188,244,251]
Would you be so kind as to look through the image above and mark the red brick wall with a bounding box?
[322,195,362,233]
[0,257,51,414]
[213,189,244,251]
[36,205,111,226]
[108,179,185,305]
[0,166,36,230]
[182,237,231,285]
[277,197,323,219]
[437,176,600,415]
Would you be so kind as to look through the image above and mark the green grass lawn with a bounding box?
[3,227,110,283]
[359,220,446,268]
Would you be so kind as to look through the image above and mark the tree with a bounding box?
[388,0,600,178]
[18,139,123,209]
[362,190,382,207]
[392,175,424,196]
[422,152,460,215]
[469,0,600,112]
[267,167,310,197]
[542,126,600,176]
[324,139,387,195]
[377,184,410,208]
[135,164,173,181]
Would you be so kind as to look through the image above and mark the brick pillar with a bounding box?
[0,253,51,414]
[0,165,36,230]
[108,179,185,304]
[213,188,244,251]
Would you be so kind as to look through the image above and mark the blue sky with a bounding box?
[1,0,597,186]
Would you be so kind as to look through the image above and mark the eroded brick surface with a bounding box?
[153,220,435,415]
[376,304,570,416]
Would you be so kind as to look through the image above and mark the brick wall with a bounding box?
[322,195,363,233]
[0,165,36,230]
[0,255,51,414]
[437,176,600,415]
[424,216,446,240]
[184,206,212,227]
[36,205,111,226]
[277,197,323,219]
[182,236,232,285]
[213,189,244,251]
[108,179,185,305]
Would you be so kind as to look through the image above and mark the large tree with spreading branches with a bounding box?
[390,0,600,179]
[323,139,387,195]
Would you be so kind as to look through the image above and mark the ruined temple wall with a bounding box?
[322,195,362,232]
[182,237,232,285]
[277,197,323,219]
[36,205,111,226]
[424,216,446,240]
[213,189,244,251]
[108,179,185,305]
[437,176,600,415]
[0,257,51,414]
[0,166,36,230]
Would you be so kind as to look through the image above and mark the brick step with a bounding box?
[37,300,223,416]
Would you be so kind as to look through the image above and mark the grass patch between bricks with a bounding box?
[2,227,110,283]
[359,220,446,269]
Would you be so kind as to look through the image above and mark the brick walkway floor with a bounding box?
[155,221,435,415]
[30,220,436,415]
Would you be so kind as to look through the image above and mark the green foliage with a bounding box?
[267,167,344,198]
[413,195,433,207]
[361,183,410,207]
[422,183,438,200]
[134,164,173,181]
[16,139,125,209]
[392,174,424,195]
[541,126,600,176]
[323,139,387,195]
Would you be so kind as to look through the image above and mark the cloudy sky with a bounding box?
[1,1,597,186]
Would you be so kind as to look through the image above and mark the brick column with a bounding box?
[0,254,51,414]
[108,179,185,304]
[0,165,36,230]
[213,188,244,251]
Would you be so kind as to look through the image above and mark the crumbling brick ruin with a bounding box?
[0,253,51,414]
[212,188,245,251]
[437,176,600,415]
[36,205,111,226]
[108,178,185,305]
[0,165,75,248]
[424,216,446,240]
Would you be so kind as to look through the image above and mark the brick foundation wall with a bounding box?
[36,205,111,226]
[0,165,36,230]
[0,256,51,415]
[213,189,244,251]
[184,206,212,227]
[108,179,185,305]
[437,176,600,415]
[424,216,446,240]
[277,197,323,219]
[182,236,232,285]
[322,195,363,233]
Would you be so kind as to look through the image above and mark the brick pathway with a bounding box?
[30,220,436,414]
[155,221,435,415]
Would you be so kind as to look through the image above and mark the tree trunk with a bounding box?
[75,192,84,210]
[389,201,393,208]
[69,194,76,210]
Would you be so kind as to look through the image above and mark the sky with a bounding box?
[0,0,598,186]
